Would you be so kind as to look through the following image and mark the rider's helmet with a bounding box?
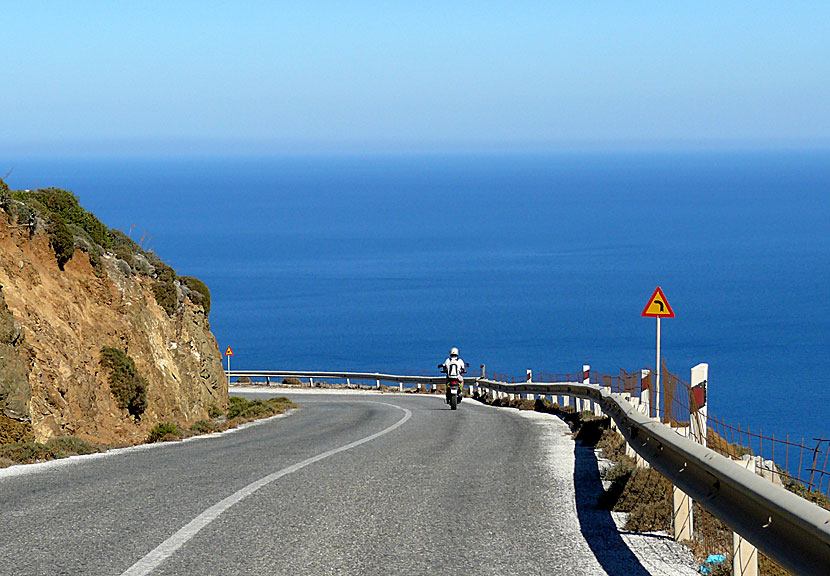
[450,347,459,357]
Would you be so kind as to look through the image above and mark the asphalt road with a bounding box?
[0,389,697,575]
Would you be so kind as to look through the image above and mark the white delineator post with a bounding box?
[640,369,651,417]
[526,369,534,400]
[573,365,584,412]
[690,363,708,447]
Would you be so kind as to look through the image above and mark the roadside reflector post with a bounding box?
[526,370,534,400]
[691,363,709,447]
[640,369,651,418]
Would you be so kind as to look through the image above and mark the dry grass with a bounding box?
[0,395,298,466]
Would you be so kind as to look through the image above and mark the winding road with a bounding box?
[0,388,698,575]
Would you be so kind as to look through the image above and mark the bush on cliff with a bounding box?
[47,214,75,270]
[13,188,111,249]
[181,275,211,317]
[148,257,179,316]
[99,347,148,419]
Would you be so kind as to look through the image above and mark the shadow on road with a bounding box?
[572,443,652,576]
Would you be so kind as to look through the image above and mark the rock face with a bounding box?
[0,216,227,445]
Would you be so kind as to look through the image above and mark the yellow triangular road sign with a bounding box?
[642,287,675,318]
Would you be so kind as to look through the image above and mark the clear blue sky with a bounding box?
[3,1,829,155]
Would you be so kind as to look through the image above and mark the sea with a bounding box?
[4,151,829,455]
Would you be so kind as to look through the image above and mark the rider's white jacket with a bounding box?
[443,357,466,382]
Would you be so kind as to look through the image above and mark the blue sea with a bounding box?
[5,151,829,449]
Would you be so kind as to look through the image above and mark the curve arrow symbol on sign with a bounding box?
[641,286,675,318]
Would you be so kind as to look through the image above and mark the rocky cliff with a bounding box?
[0,190,227,445]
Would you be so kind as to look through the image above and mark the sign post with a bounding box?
[641,287,674,421]
[224,346,233,384]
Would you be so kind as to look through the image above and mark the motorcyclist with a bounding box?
[440,347,466,404]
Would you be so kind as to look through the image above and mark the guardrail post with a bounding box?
[376,379,381,389]
[733,458,759,576]
[671,392,695,539]
[399,382,403,392]
[673,486,694,542]
[309,377,315,388]
[266,376,271,386]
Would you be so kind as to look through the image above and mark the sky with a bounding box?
[2,1,830,156]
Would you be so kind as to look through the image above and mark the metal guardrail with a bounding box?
[480,378,830,576]
[228,370,830,576]
[227,370,445,386]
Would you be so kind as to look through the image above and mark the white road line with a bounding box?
[120,401,411,576]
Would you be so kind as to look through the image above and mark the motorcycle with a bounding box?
[438,362,470,410]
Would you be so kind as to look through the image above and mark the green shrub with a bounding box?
[181,276,211,317]
[0,179,14,222]
[208,404,224,418]
[113,243,134,266]
[109,228,146,266]
[226,396,293,421]
[152,281,178,316]
[47,214,75,269]
[100,347,148,419]
[14,203,37,234]
[149,258,179,316]
[28,188,111,249]
[189,419,219,435]
[0,441,53,463]
[44,436,103,457]
[151,258,177,284]
[147,422,181,443]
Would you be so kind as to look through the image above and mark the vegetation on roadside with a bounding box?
[146,422,181,443]
[144,396,295,443]
[0,395,297,466]
[0,436,104,467]
[99,347,149,419]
